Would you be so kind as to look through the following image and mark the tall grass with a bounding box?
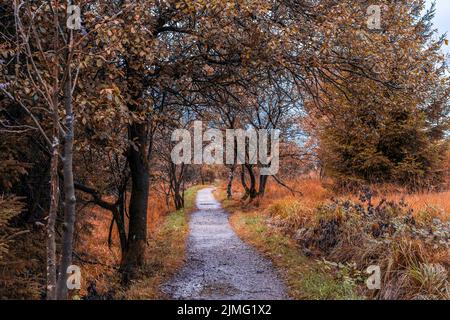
[226,176,450,221]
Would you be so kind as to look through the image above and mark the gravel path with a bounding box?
[161,187,288,300]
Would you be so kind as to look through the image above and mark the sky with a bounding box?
[426,0,450,55]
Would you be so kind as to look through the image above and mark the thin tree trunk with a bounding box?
[258,174,269,197]
[56,48,76,300]
[245,164,257,200]
[108,207,128,257]
[181,179,185,208]
[46,135,59,300]
[200,167,205,185]
[240,164,250,200]
[46,1,60,300]
[171,163,184,210]
[115,191,128,255]
[226,165,235,199]
[172,171,182,210]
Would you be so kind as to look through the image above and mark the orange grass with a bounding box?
[223,178,329,207]
[370,191,450,219]
[224,177,449,220]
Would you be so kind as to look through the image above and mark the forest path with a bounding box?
[161,187,288,300]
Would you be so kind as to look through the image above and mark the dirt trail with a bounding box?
[161,187,288,300]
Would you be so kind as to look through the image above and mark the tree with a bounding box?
[309,0,449,190]
[1,0,82,299]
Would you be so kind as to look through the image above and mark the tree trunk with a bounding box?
[181,180,185,207]
[172,174,183,210]
[46,134,59,300]
[258,174,269,197]
[200,167,205,185]
[121,121,149,281]
[56,63,76,300]
[115,191,128,255]
[226,165,235,199]
[108,206,128,258]
[245,164,257,200]
[240,165,250,201]
[240,164,257,201]
[169,162,184,210]
[174,187,183,210]
[46,3,60,300]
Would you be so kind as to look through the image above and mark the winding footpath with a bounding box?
[161,187,288,300]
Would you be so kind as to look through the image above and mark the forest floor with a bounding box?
[161,187,288,300]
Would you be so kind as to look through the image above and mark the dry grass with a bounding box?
[378,239,449,300]
[221,177,330,209]
[74,205,122,298]
[265,191,449,299]
[0,228,45,299]
[369,191,450,222]
[224,176,449,221]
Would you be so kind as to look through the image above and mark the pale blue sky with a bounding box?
[426,0,449,55]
